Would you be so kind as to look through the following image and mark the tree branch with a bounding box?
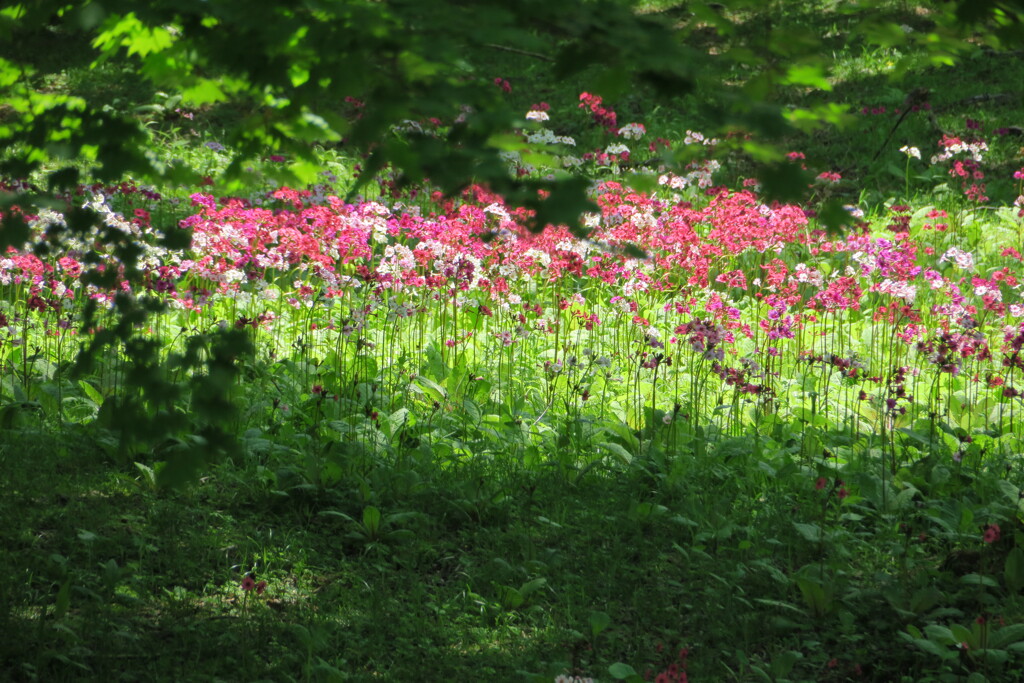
[482,43,554,62]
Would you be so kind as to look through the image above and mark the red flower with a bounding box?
[815,477,827,490]
[241,575,256,591]
[984,523,1002,544]
[256,580,267,595]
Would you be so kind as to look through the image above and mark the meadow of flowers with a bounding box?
[6,104,1024,474]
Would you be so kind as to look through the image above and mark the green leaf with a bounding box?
[589,610,611,638]
[623,172,659,195]
[910,586,945,614]
[951,624,976,649]
[990,624,1024,649]
[134,462,156,488]
[181,78,228,106]
[793,522,821,542]
[770,650,803,679]
[362,506,382,537]
[496,584,523,609]
[53,578,71,619]
[758,162,810,204]
[78,380,104,406]
[796,577,830,616]
[912,637,958,660]
[413,375,447,403]
[518,577,547,599]
[608,662,639,680]
[960,573,1000,588]
[924,624,957,645]
[155,449,206,490]
[597,441,633,465]
[1005,547,1024,593]
[781,62,832,91]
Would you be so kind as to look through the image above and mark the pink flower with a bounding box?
[984,523,1001,544]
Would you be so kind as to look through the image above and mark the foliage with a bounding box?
[6,2,1024,678]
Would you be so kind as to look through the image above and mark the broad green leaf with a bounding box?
[960,573,1000,588]
[924,624,957,645]
[793,522,821,542]
[608,662,638,680]
[950,624,976,649]
[181,79,228,106]
[589,610,611,638]
[781,62,832,91]
[362,506,382,536]
[54,579,71,619]
[597,441,633,465]
[991,623,1024,649]
[1005,547,1024,593]
[770,650,803,679]
[496,585,523,609]
[78,380,104,406]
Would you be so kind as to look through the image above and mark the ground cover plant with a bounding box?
[7,1,1024,681]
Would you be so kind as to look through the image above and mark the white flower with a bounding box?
[940,246,974,270]
[527,129,558,145]
[525,110,549,121]
[658,173,687,190]
[900,145,921,159]
[618,122,646,139]
[876,278,917,303]
[483,203,511,221]
[393,119,423,134]
[605,143,630,156]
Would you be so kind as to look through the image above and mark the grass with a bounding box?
[0,418,954,681]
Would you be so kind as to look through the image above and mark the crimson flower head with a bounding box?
[256,580,268,595]
[815,477,827,491]
[984,523,1002,544]
[241,575,256,592]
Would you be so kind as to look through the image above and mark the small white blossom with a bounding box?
[940,246,975,270]
[900,145,921,159]
[618,122,646,139]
